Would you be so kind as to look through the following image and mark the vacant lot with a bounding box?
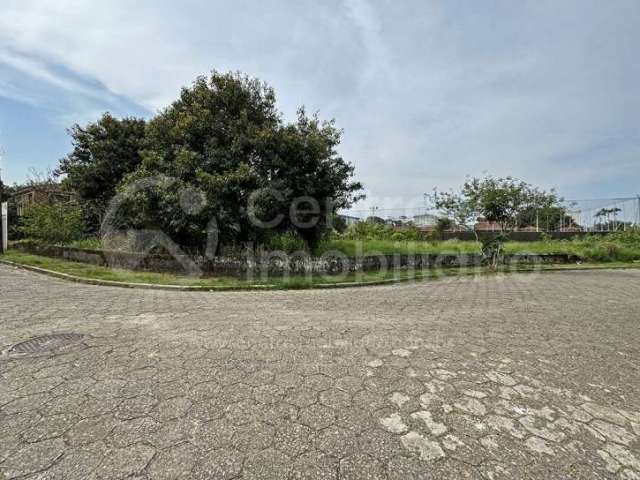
[320,236,640,262]
[1,266,639,479]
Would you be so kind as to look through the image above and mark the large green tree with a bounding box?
[115,71,362,253]
[57,113,146,231]
[254,110,364,248]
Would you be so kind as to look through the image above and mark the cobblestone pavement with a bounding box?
[1,265,640,479]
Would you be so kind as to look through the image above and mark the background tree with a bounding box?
[594,207,623,231]
[431,217,454,240]
[611,207,622,231]
[57,113,146,232]
[435,176,562,267]
[432,190,477,235]
[516,204,570,231]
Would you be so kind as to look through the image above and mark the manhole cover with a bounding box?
[4,333,86,357]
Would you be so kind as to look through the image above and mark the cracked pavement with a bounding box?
[1,264,640,479]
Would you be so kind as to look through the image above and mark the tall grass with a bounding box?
[319,231,640,262]
[16,229,640,263]
[317,238,481,256]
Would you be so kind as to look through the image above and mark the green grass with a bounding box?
[0,250,462,289]
[2,250,639,290]
[2,251,227,286]
[317,239,480,256]
[19,230,640,264]
[67,237,104,250]
[318,237,640,262]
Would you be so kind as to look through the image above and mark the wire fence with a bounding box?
[340,196,640,231]
[560,197,640,231]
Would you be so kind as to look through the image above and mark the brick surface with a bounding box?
[1,265,640,479]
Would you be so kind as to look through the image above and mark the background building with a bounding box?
[15,185,75,216]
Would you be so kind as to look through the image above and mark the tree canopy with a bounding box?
[435,175,564,266]
[57,113,146,231]
[436,176,563,232]
[105,71,363,253]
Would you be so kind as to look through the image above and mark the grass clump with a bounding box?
[2,250,638,290]
[0,250,459,289]
[319,228,640,263]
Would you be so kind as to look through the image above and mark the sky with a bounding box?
[1,0,639,214]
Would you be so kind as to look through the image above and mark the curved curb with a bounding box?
[0,259,407,291]
[0,259,275,291]
[1,258,638,292]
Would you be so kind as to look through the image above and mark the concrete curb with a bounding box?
[0,259,407,291]
[1,258,638,292]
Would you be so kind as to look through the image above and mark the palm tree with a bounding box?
[610,207,622,231]
[594,208,608,231]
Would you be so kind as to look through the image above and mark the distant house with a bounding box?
[387,215,414,228]
[474,217,502,231]
[15,185,75,217]
[412,213,437,227]
[558,225,584,232]
[338,214,361,226]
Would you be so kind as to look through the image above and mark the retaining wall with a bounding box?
[12,242,581,277]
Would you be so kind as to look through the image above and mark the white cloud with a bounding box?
[0,49,120,103]
[0,0,639,202]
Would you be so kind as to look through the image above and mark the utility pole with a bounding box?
[0,145,8,254]
[0,162,5,254]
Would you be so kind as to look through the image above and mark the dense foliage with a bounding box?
[110,72,362,253]
[582,228,640,261]
[339,219,420,242]
[57,113,146,232]
[435,176,565,266]
[19,203,84,244]
[319,229,640,262]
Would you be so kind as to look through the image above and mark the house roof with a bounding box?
[16,184,69,195]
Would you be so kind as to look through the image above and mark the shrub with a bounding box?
[331,215,348,234]
[395,226,420,241]
[577,231,640,262]
[68,237,103,250]
[340,221,420,241]
[264,231,307,254]
[19,203,85,244]
[539,231,552,243]
[607,228,640,246]
[429,217,453,240]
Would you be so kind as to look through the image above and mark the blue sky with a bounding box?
[1,0,639,210]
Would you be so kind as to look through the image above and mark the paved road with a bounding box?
[1,265,640,479]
